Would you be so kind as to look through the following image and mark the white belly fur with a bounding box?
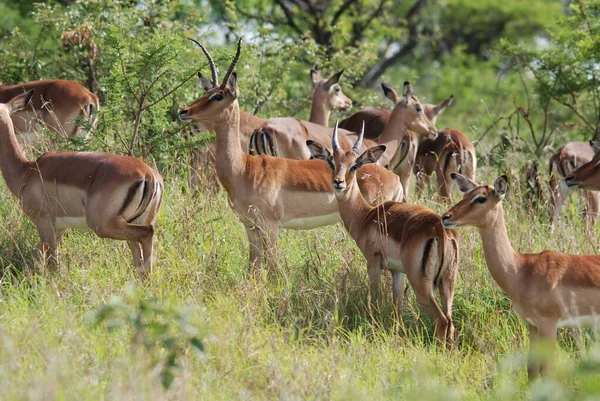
[281,213,340,230]
[55,217,90,231]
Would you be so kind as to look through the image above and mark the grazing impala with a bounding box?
[179,40,402,270]
[442,173,600,379]
[307,121,459,344]
[0,79,99,139]
[549,141,599,231]
[0,90,162,278]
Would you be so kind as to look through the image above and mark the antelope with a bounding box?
[549,141,599,231]
[253,82,438,199]
[442,173,600,379]
[247,68,354,157]
[341,85,475,200]
[0,90,163,278]
[178,40,403,271]
[307,121,459,344]
[0,79,99,140]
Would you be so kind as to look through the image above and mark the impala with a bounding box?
[341,85,475,200]
[0,79,99,139]
[442,173,600,379]
[0,90,163,278]
[178,40,403,270]
[253,82,438,199]
[549,141,599,231]
[307,121,459,344]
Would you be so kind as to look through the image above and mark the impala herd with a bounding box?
[1,39,600,380]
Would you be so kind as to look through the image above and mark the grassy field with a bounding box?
[1,159,600,401]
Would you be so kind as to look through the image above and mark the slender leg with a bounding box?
[263,226,279,274]
[245,225,263,271]
[367,254,383,315]
[438,276,456,346]
[139,233,154,279]
[584,190,600,232]
[392,271,406,318]
[536,320,558,378]
[411,279,449,345]
[33,216,58,271]
[527,324,541,380]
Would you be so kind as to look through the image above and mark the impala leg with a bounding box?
[245,225,263,271]
[412,280,449,345]
[527,324,541,380]
[435,163,452,202]
[33,216,58,271]
[367,254,383,315]
[583,190,600,232]
[438,275,456,346]
[93,217,154,278]
[548,172,566,229]
[128,241,143,274]
[392,271,406,318]
[263,226,278,274]
[537,320,558,378]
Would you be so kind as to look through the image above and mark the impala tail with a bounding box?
[249,128,278,157]
[124,175,163,224]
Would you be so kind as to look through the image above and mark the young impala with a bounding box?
[549,141,599,231]
[307,121,459,344]
[178,40,403,271]
[442,173,600,379]
[0,79,99,139]
[0,90,163,278]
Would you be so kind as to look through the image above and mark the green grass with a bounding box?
[0,164,599,400]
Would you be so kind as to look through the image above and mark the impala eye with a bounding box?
[210,93,224,101]
[335,86,341,92]
[473,196,487,204]
[349,163,358,172]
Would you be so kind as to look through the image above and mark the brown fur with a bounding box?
[179,60,402,271]
[549,141,599,230]
[443,174,600,379]
[0,79,99,138]
[308,136,459,345]
[0,90,162,278]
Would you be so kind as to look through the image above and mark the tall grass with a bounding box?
[0,161,599,400]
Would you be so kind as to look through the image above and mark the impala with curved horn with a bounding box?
[307,121,459,344]
[0,79,99,139]
[179,40,403,271]
[0,90,162,278]
[442,173,600,379]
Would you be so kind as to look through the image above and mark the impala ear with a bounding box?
[198,72,216,92]
[589,140,600,155]
[354,145,386,169]
[306,140,333,166]
[381,83,399,104]
[493,175,508,199]
[7,89,34,115]
[402,81,414,98]
[451,173,477,193]
[323,70,344,90]
[226,72,238,98]
[310,69,322,88]
[431,95,454,118]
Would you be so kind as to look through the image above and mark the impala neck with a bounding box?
[478,204,520,296]
[0,111,30,197]
[376,106,410,166]
[309,93,330,127]
[336,177,372,239]
[212,101,244,179]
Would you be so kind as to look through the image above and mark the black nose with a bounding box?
[565,175,573,182]
[441,214,451,222]
[179,109,188,115]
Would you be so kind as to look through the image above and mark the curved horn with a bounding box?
[352,121,365,153]
[221,38,242,88]
[188,38,218,84]
[332,119,341,153]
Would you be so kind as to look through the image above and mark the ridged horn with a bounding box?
[332,119,341,153]
[221,38,242,88]
[188,38,218,84]
[352,121,365,153]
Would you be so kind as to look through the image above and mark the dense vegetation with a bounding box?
[1,0,600,399]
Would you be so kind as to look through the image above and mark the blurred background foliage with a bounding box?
[0,0,596,180]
